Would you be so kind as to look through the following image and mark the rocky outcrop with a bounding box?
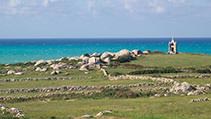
[34,60,47,67]
[0,104,24,118]
[170,82,196,94]
[88,57,100,65]
[95,110,112,118]
[143,50,151,55]
[7,70,24,75]
[7,70,15,75]
[131,49,142,57]
[114,49,132,62]
[100,52,114,64]
[50,63,67,70]
[35,67,48,72]
[51,70,60,75]
[79,64,89,71]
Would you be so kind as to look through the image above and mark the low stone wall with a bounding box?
[108,75,211,96]
[0,77,73,83]
[0,82,157,94]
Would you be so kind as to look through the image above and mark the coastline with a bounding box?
[1,38,211,64]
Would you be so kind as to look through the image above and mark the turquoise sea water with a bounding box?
[0,38,211,64]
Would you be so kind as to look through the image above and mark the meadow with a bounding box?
[1,53,211,119]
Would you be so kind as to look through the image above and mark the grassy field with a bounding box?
[131,54,211,68]
[1,53,211,119]
[7,94,211,119]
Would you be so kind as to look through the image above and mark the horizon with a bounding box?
[1,37,211,40]
[1,0,211,38]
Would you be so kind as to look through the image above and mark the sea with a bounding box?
[0,38,210,64]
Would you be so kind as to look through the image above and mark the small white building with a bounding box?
[168,38,177,54]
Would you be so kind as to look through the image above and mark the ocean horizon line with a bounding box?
[1,37,211,40]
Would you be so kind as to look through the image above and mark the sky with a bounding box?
[0,0,211,38]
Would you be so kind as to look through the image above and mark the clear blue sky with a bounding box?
[0,0,211,38]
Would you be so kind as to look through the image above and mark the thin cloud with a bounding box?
[0,0,209,17]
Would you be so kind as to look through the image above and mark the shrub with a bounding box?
[128,67,180,75]
[196,68,211,73]
[122,64,144,69]
[101,88,140,98]
[109,72,123,76]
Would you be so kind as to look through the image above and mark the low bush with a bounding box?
[128,67,180,75]
[122,64,144,69]
[196,68,211,73]
[109,72,123,76]
[100,87,140,98]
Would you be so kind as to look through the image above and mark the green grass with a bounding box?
[175,78,211,85]
[1,54,211,119]
[0,78,153,89]
[6,94,211,119]
[131,54,211,68]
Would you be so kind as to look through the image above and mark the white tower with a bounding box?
[168,37,177,54]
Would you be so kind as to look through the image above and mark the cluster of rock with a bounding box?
[191,97,209,103]
[170,82,211,96]
[79,49,143,71]
[0,104,24,118]
[81,110,112,119]
[3,49,144,76]
[7,70,24,75]
[33,59,78,75]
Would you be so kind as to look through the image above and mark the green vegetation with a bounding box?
[175,78,211,85]
[7,94,211,119]
[1,53,211,119]
[131,54,211,68]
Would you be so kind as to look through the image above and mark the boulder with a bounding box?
[90,52,101,57]
[14,72,24,75]
[34,60,46,67]
[88,57,100,65]
[95,112,103,118]
[50,70,60,75]
[101,68,109,76]
[102,110,112,114]
[8,107,22,115]
[95,110,112,118]
[170,82,195,94]
[80,54,90,60]
[50,63,66,70]
[131,49,142,56]
[46,60,53,65]
[143,50,151,55]
[81,56,90,64]
[103,57,111,64]
[7,70,15,75]
[81,114,93,119]
[100,52,114,63]
[35,67,48,72]
[68,57,80,61]
[79,64,89,71]
[0,104,6,111]
[114,49,132,62]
